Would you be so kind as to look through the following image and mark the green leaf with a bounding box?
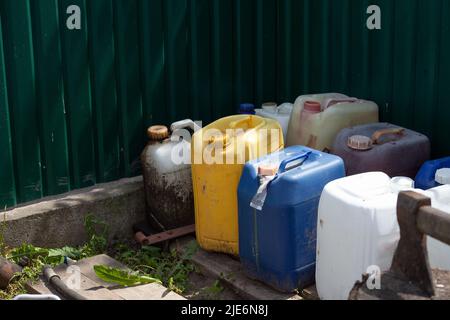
[141,246,161,256]
[93,265,162,287]
[48,246,82,259]
[6,244,49,262]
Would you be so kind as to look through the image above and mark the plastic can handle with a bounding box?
[323,97,358,110]
[171,119,201,133]
[278,151,312,174]
[372,128,405,144]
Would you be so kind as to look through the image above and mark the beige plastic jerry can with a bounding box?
[286,93,379,152]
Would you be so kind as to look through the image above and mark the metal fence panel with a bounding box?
[0,0,448,208]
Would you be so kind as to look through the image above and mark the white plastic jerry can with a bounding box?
[426,184,450,270]
[255,102,293,142]
[315,172,416,301]
[316,172,450,300]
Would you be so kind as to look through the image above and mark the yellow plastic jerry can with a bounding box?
[191,115,284,255]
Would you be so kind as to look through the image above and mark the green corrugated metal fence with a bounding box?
[0,0,449,208]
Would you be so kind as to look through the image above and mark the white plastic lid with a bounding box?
[390,176,415,193]
[435,168,450,185]
[262,102,277,112]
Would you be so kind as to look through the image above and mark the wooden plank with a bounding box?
[392,191,434,295]
[78,255,185,300]
[29,264,123,300]
[300,285,319,301]
[112,283,185,300]
[172,237,303,301]
[28,254,184,300]
[75,254,130,289]
[418,206,450,246]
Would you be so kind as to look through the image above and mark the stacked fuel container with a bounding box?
[191,115,284,256]
[415,157,450,190]
[332,123,430,178]
[141,120,200,230]
[255,102,293,142]
[316,172,450,300]
[286,93,379,152]
[238,146,345,292]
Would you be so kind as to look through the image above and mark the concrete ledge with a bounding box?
[2,177,146,248]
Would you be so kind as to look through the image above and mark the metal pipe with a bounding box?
[43,266,87,300]
[13,294,61,301]
[0,257,22,290]
[134,224,196,246]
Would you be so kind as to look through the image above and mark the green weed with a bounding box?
[0,214,109,300]
[113,240,198,294]
[1,213,198,299]
[204,280,224,299]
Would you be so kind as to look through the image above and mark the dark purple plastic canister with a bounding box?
[332,123,430,178]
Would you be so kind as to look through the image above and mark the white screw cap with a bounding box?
[262,102,277,112]
[435,168,450,185]
[390,176,415,193]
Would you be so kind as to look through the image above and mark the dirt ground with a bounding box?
[183,270,242,300]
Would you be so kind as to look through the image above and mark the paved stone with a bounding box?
[112,283,185,300]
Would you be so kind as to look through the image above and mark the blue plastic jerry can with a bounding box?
[238,146,345,292]
[415,157,450,190]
